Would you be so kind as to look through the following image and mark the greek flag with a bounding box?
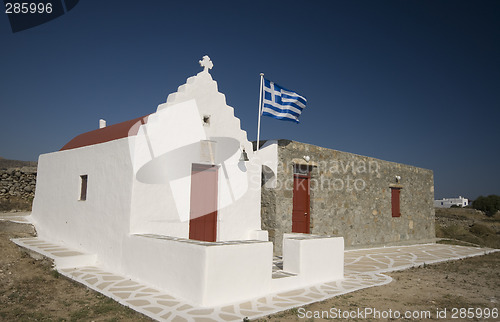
[262,78,307,123]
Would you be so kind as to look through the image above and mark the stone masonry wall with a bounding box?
[261,140,435,255]
[0,167,37,204]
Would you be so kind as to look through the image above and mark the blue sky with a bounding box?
[1,0,499,199]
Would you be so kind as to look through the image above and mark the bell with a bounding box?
[239,148,249,162]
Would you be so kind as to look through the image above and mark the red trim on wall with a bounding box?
[60,115,150,151]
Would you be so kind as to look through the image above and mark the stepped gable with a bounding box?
[158,57,250,144]
[60,56,249,151]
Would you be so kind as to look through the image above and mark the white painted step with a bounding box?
[12,237,97,269]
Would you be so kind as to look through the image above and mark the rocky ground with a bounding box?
[0,157,37,169]
[0,208,498,321]
[435,207,500,249]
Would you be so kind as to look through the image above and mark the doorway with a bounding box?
[292,165,310,233]
[189,164,218,242]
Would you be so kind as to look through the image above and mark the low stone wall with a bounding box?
[0,167,37,203]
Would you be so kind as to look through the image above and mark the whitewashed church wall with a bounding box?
[31,138,134,272]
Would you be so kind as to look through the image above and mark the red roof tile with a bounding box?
[60,115,150,151]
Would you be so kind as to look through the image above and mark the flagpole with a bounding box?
[256,73,264,152]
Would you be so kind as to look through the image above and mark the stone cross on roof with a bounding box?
[199,55,213,72]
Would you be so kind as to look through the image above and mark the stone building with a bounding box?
[258,139,435,254]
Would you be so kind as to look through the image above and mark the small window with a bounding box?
[391,187,401,217]
[202,115,211,126]
[293,164,310,175]
[80,175,88,201]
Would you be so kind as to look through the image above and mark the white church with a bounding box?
[27,56,344,307]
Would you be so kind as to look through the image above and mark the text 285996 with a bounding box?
[5,2,53,14]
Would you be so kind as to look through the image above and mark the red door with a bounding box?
[189,164,218,242]
[292,168,310,233]
[391,187,401,217]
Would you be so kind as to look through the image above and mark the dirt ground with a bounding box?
[259,252,499,321]
[0,208,498,321]
[260,208,500,321]
[0,230,153,321]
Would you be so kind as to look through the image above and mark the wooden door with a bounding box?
[189,164,218,242]
[292,166,310,233]
[391,187,401,217]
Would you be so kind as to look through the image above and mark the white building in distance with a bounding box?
[434,196,469,208]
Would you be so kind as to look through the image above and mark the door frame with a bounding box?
[292,164,311,234]
[188,163,219,242]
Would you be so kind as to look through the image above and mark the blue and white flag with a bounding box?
[262,78,307,123]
